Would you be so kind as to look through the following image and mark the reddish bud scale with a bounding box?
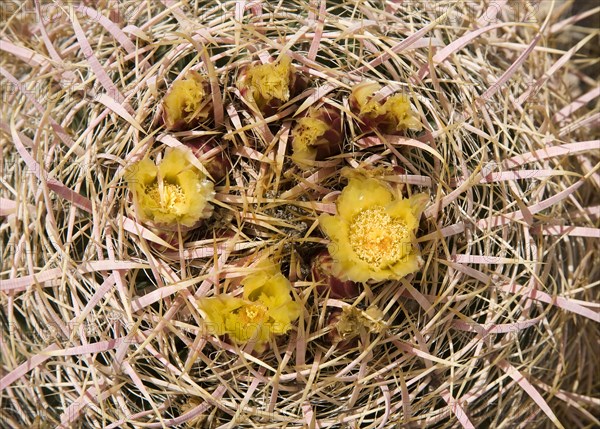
[348,99,387,132]
[149,228,191,253]
[314,108,343,159]
[184,136,230,182]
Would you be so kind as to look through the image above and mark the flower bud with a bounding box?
[184,136,229,182]
[291,106,343,169]
[381,93,423,133]
[349,81,422,134]
[311,250,359,299]
[161,70,212,131]
[237,55,305,115]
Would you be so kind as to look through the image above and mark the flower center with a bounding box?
[147,182,186,212]
[238,302,268,324]
[348,206,409,267]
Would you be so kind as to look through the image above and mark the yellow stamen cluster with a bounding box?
[246,55,292,105]
[146,183,186,213]
[349,206,409,267]
[238,302,268,324]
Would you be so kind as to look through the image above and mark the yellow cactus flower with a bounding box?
[198,264,302,352]
[319,178,428,282]
[383,93,423,132]
[291,106,343,168]
[162,70,212,131]
[127,147,214,230]
[349,81,422,133]
[351,81,387,118]
[238,55,297,113]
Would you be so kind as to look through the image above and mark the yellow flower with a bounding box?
[319,178,428,282]
[349,81,422,133]
[238,55,296,113]
[162,70,212,131]
[291,107,343,169]
[351,81,387,119]
[383,93,423,132]
[197,264,302,352]
[127,147,214,230]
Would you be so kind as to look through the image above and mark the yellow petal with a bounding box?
[177,169,214,227]
[242,265,280,301]
[197,295,245,336]
[159,148,193,180]
[335,178,393,220]
[292,116,328,152]
[224,311,252,342]
[385,198,418,231]
[333,253,375,283]
[389,253,421,278]
[351,81,385,117]
[383,93,422,132]
[127,158,157,186]
[409,192,430,219]
[254,273,293,307]
[268,301,302,334]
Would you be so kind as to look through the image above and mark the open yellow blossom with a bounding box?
[319,178,428,282]
[127,147,214,230]
[197,264,302,352]
[162,70,212,131]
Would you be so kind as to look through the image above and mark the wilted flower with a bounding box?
[127,147,214,231]
[349,81,422,133]
[326,305,386,347]
[162,70,212,131]
[237,55,304,115]
[197,263,302,352]
[291,106,343,168]
[311,250,359,299]
[319,177,428,282]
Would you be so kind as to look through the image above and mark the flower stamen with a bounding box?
[348,206,409,267]
[147,182,186,212]
[238,302,268,324]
